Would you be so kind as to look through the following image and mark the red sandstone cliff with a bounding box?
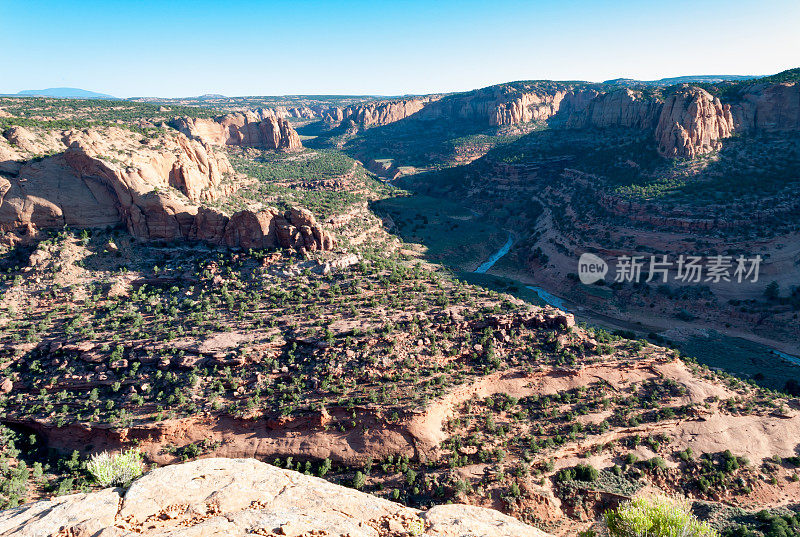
[655,87,735,159]
[173,112,302,151]
[0,127,333,251]
[323,97,432,128]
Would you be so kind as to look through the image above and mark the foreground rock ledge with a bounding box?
[0,458,551,537]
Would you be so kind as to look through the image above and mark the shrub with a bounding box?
[574,463,599,482]
[605,495,718,537]
[555,463,598,483]
[86,448,145,487]
[353,471,366,490]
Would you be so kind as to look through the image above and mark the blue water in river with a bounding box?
[474,234,513,273]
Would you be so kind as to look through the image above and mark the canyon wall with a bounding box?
[0,127,334,251]
[173,111,302,151]
[655,88,735,158]
[323,97,432,127]
[566,89,662,130]
[411,80,800,159]
[733,82,800,131]
[237,79,799,160]
[415,84,597,126]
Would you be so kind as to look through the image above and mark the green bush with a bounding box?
[605,495,718,537]
[86,449,145,487]
[353,471,366,490]
[555,463,598,483]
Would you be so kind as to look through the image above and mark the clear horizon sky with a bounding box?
[1,0,799,98]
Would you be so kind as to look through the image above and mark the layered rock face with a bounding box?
[0,127,334,251]
[0,127,232,236]
[0,458,550,537]
[173,111,302,151]
[407,80,798,159]
[566,89,662,130]
[655,88,735,158]
[324,97,431,128]
[217,206,336,251]
[416,84,597,126]
[734,82,800,131]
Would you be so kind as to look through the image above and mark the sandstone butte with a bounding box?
[172,111,303,151]
[0,126,334,252]
[0,458,551,537]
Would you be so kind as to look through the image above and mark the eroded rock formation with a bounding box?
[655,88,734,158]
[416,84,597,126]
[566,89,662,130]
[0,458,550,537]
[0,127,334,251]
[173,112,302,151]
[734,82,800,131]
[413,79,799,159]
[324,97,431,128]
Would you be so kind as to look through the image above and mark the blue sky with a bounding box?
[1,0,798,97]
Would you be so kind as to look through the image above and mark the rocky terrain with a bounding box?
[0,458,548,536]
[0,70,799,537]
[385,70,800,381]
[0,125,333,251]
[321,97,434,128]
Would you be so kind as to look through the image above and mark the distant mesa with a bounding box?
[602,75,756,87]
[14,87,117,99]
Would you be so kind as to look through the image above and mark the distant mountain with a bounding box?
[14,87,116,99]
[603,75,756,87]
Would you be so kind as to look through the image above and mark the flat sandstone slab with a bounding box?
[0,458,551,537]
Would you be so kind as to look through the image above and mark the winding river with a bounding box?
[471,233,800,367]
[473,234,513,273]
[472,234,571,311]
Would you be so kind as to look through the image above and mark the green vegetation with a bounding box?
[0,96,219,125]
[86,448,145,487]
[372,194,508,271]
[724,510,800,537]
[221,150,393,221]
[605,496,719,537]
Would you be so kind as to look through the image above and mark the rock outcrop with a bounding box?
[0,127,334,251]
[654,87,734,158]
[405,79,798,159]
[566,89,662,130]
[416,84,597,126]
[219,206,335,251]
[0,458,551,537]
[173,112,302,151]
[324,97,431,128]
[0,127,233,241]
[225,77,800,160]
[733,82,800,131]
